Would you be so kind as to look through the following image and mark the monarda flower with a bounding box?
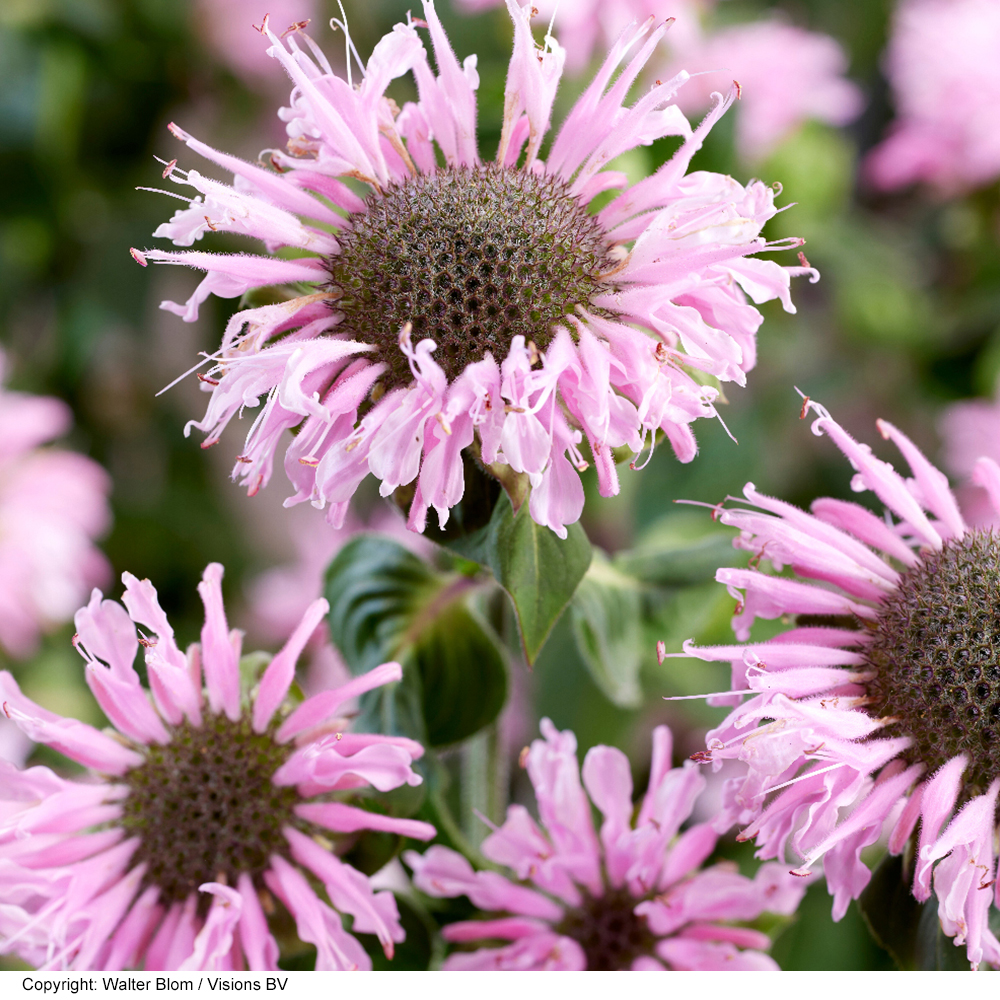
[0,351,110,659]
[404,719,806,970]
[0,564,433,970]
[866,0,1000,194]
[134,0,814,539]
[677,400,1000,967]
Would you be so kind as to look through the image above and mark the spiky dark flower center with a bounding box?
[120,713,298,906]
[328,165,617,390]
[866,530,1000,790]
[557,887,656,971]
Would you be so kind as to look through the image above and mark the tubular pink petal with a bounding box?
[197,563,241,721]
[264,856,372,971]
[167,124,345,227]
[179,883,242,971]
[419,0,480,166]
[499,0,565,167]
[877,418,967,539]
[253,597,329,732]
[810,497,921,568]
[273,739,423,793]
[276,661,403,741]
[294,802,435,840]
[914,755,968,901]
[1,673,142,775]
[811,413,943,550]
[101,886,161,972]
[285,827,402,957]
[236,872,279,972]
[443,917,550,942]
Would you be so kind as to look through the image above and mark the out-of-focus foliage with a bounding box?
[5,0,1000,971]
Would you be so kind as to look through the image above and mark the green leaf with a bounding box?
[485,492,592,664]
[858,851,972,970]
[569,551,643,707]
[614,509,740,586]
[324,535,507,746]
[325,535,438,675]
[409,601,507,746]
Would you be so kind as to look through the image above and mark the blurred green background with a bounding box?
[2,0,997,970]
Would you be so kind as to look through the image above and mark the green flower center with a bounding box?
[557,886,656,971]
[866,530,1000,791]
[120,712,298,906]
[328,164,617,390]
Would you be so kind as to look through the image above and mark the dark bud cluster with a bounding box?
[867,530,1000,791]
[557,887,656,971]
[120,713,298,907]
[329,164,618,390]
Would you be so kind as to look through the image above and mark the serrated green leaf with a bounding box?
[324,535,506,746]
[485,493,591,664]
[570,551,643,707]
[858,851,972,970]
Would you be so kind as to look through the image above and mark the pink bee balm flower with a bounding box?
[403,719,806,970]
[136,0,815,540]
[673,20,863,163]
[0,564,434,971]
[677,399,1000,968]
[0,352,110,658]
[867,0,1000,194]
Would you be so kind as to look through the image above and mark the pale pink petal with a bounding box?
[236,872,279,972]
[197,563,241,721]
[179,883,243,971]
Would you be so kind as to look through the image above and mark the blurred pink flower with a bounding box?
[680,400,1000,968]
[939,391,1000,529]
[867,0,1000,194]
[0,354,110,659]
[404,719,805,970]
[673,20,863,162]
[194,0,317,86]
[0,564,433,970]
[136,0,814,539]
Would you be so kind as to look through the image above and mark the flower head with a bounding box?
[0,564,434,970]
[404,719,805,970]
[866,0,1000,194]
[137,0,814,539]
[679,400,1000,967]
[0,351,111,658]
